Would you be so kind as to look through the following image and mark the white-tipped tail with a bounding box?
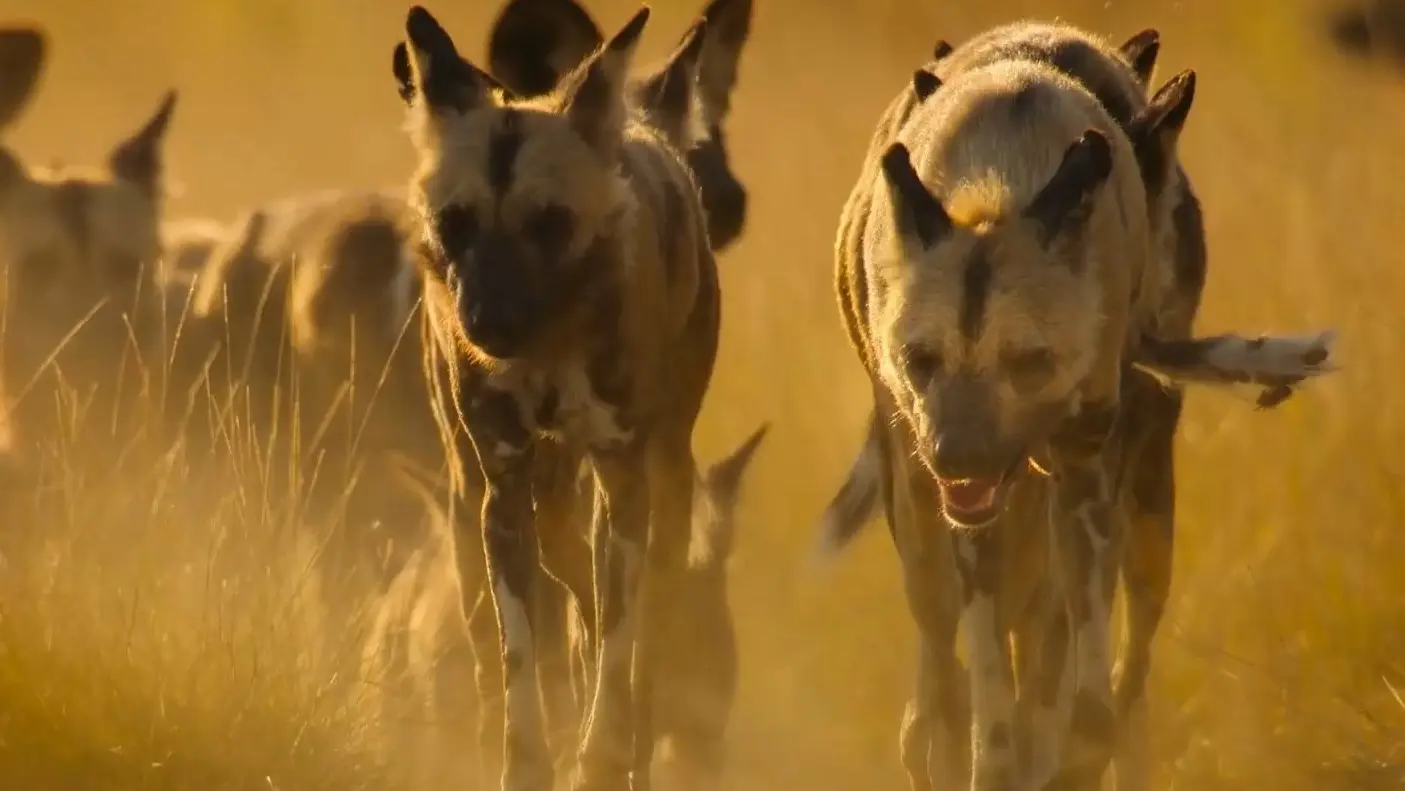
[809,411,885,568]
[1134,329,1337,408]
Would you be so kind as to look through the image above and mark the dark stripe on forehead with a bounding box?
[53,180,92,252]
[487,109,524,198]
[959,241,993,341]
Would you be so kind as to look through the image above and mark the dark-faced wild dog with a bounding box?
[0,39,178,459]
[486,0,753,250]
[829,27,1336,791]
[396,5,724,791]
[364,424,766,791]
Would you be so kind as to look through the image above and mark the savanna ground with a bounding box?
[2,0,1402,788]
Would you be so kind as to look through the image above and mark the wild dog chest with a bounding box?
[482,357,635,451]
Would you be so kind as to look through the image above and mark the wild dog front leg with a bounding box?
[463,393,554,791]
[640,434,708,790]
[952,528,1021,791]
[1042,404,1124,791]
[574,439,651,791]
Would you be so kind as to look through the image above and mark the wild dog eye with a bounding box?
[900,344,944,382]
[524,204,574,258]
[435,206,479,256]
[1003,347,1056,391]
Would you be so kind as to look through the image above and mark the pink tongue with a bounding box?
[940,478,1001,512]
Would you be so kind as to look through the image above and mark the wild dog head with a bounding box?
[486,0,753,249]
[394,5,682,361]
[0,91,177,433]
[0,26,45,133]
[871,63,1148,528]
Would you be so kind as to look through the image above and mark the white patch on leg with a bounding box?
[495,577,545,735]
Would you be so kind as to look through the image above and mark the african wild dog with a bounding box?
[363,424,767,791]
[818,23,1336,791]
[486,0,753,250]
[828,27,1336,791]
[0,74,178,457]
[395,5,726,791]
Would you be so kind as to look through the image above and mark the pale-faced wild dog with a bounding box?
[396,5,725,791]
[0,28,178,461]
[818,23,1338,791]
[826,24,1337,791]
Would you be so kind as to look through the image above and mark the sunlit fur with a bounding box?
[0,92,177,453]
[868,61,1150,481]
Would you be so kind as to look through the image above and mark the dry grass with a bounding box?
[1,0,1403,788]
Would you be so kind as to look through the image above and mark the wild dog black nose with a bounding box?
[932,432,1006,482]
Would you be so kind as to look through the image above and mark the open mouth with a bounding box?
[935,464,1020,528]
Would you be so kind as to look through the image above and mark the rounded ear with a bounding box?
[1022,129,1113,246]
[109,90,178,198]
[0,27,45,132]
[487,0,604,97]
[932,39,954,61]
[392,42,415,105]
[1118,28,1161,88]
[1127,70,1195,199]
[561,6,650,159]
[880,142,952,250]
[405,6,497,115]
[631,18,708,149]
[911,69,942,102]
[695,0,753,128]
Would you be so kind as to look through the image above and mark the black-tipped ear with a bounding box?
[1119,28,1161,87]
[392,42,415,104]
[696,0,753,127]
[109,90,177,197]
[633,19,708,149]
[0,27,45,132]
[1127,69,1195,199]
[704,422,768,507]
[911,69,942,102]
[487,0,603,97]
[1023,129,1113,246]
[405,6,494,114]
[932,39,954,61]
[562,6,650,159]
[880,142,951,250]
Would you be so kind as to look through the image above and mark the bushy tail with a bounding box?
[811,409,885,561]
[1134,330,1337,409]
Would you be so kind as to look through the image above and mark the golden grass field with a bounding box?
[2,0,1403,788]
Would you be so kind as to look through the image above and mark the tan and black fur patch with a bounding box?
[0,90,178,451]
[397,6,727,790]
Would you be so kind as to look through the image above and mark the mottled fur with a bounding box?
[397,7,725,791]
[485,0,753,249]
[363,426,766,791]
[822,23,1337,791]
